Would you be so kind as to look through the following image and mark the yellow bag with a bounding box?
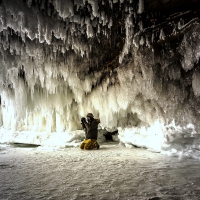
[80,139,100,150]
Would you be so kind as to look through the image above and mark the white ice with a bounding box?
[1,143,200,199]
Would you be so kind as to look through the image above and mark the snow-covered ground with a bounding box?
[1,142,200,200]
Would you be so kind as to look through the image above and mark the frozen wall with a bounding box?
[0,0,200,156]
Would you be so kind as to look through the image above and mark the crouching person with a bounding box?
[80,113,100,150]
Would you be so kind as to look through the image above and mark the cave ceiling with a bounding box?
[93,0,200,83]
[143,0,200,45]
[0,0,200,131]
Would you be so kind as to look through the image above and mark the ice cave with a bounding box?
[0,0,200,156]
[1,0,200,199]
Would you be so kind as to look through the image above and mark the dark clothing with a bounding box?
[80,117,100,150]
[82,118,100,140]
[103,130,118,140]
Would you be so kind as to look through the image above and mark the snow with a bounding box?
[0,128,85,148]
[1,121,200,160]
[1,143,200,199]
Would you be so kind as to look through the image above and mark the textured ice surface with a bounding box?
[1,144,200,199]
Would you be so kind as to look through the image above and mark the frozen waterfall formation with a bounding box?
[1,0,200,152]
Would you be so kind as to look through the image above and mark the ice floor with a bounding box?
[1,142,200,200]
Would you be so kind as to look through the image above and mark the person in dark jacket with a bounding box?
[80,113,100,150]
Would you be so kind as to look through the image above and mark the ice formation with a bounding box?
[0,0,200,158]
